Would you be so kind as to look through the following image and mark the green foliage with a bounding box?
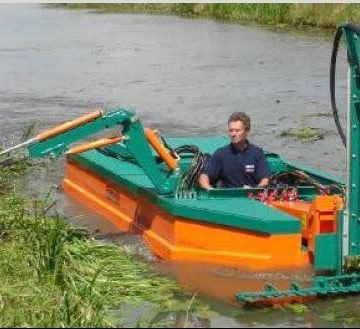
[316,299,360,325]
[0,160,31,192]
[49,3,360,29]
[0,163,212,327]
[21,122,37,142]
[280,126,325,141]
[344,255,360,273]
[284,303,309,314]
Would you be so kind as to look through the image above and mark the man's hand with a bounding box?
[199,173,213,190]
[258,177,269,187]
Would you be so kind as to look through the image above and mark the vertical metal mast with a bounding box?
[342,25,360,257]
[343,67,351,258]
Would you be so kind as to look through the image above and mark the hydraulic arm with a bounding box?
[0,106,179,194]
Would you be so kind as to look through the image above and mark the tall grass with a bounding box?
[50,3,360,30]
[0,162,107,326]
[0,162,211,327]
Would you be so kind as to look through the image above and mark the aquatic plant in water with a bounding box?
[280,126,325,141]
[0,163,212,327]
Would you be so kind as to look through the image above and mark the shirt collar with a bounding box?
[230,139,250,153]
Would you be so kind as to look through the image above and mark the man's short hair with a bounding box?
[228,112,251,131]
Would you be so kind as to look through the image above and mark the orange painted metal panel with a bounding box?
[63,179,132,231]
[174,219,307,268]
[270,200,312,239]
[63,161,310,270]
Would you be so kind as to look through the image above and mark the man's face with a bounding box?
[228,120,248,144]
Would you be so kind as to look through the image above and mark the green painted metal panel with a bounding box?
[73,148,301,234]
[72,151,156,191]
[160,197,301,234]
[70,134,347,234]
[315,234,339,271]
[236,273,360,304]
[342,24,360,256]
[337,210,344,275]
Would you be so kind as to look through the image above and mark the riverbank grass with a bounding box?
[50,3,360,30]
[0,162,210,327]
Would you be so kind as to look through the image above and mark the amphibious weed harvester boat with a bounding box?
[2,23,360,305]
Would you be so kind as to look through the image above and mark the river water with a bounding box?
[0,4,354,328]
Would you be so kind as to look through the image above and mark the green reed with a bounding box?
[49,3,360,30]
[0,161,212,327]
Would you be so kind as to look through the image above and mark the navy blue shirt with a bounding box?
[203,142,271,188]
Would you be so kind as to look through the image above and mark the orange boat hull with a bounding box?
[63,161,310,270]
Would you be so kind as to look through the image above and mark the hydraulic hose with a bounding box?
[330,23,360,147]
[330,25,346,146]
